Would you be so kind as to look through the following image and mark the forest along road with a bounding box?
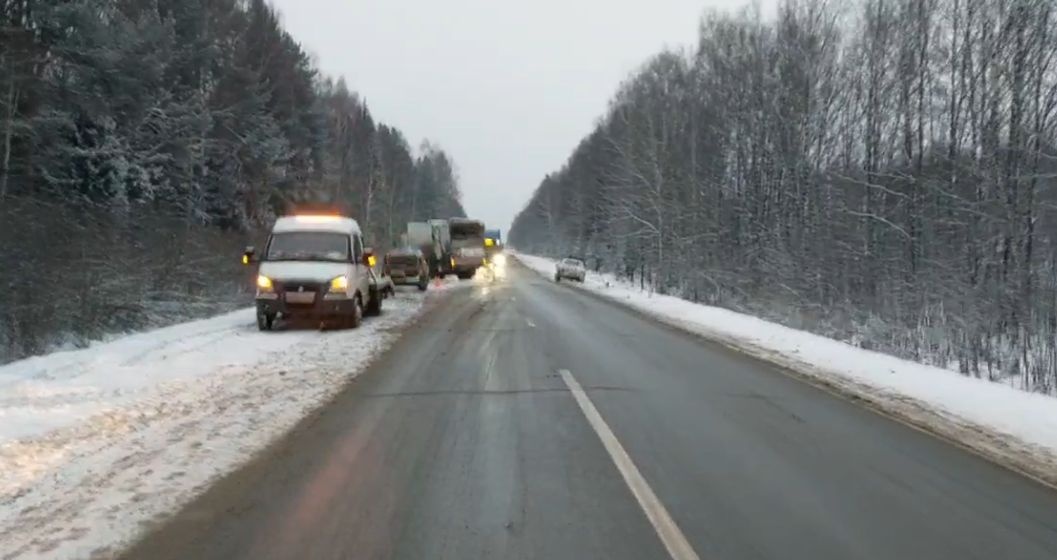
[121,262,1057,560]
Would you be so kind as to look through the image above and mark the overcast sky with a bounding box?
[270,0,767,232]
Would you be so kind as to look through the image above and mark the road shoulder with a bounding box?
[0,285,466,560]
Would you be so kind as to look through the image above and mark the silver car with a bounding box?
[555,257,586,282]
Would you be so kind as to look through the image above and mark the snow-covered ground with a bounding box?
[516,253,1057,486]
[0,281,465,560]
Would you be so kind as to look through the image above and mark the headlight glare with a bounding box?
[330,275,349,292]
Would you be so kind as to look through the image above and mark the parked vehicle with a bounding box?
[555,257,586,283]
[429,219,453,277]
[384,247,430,291]
[449,218,486,280]
[242,214,383,331]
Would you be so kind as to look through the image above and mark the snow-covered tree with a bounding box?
[510,0,1057,394]
[0,0,465,363]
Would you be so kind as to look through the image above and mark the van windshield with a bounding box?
[267,232,349,262]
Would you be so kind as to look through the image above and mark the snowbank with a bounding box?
[515,253,1057,486]
[0,281,465,559]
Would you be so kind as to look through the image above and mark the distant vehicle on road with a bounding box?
[555,257,586,283]
[449,218,486,280]
[484,229,502,249]
[385,247,430,291]
[484,228,503,258]
[243,214,382,331]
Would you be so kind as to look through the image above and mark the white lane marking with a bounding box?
[559,369,701,560]
[526,318,536,328]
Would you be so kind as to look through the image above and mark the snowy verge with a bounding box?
[0,279,467,560]
[515,253,1057,488]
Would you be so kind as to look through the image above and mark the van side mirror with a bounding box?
[364,248,376,268]
[242,246,257,265]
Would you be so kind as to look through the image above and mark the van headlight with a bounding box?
[325,276,349,299]
[257,275,274,292]
[329,275,349,292]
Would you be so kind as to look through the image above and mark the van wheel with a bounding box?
[554,274,561,282]
[347,295,363,328]
[365,289,382,317]
[257,310,275,331]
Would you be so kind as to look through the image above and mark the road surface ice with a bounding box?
[515,253,1057,485]
[0,281,464,560]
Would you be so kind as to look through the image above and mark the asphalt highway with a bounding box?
[121,262,1057,560]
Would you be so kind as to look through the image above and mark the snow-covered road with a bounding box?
[0,283,464,559]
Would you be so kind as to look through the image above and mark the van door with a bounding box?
[354,234,378,291]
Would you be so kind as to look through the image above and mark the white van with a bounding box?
[243,215,382,331]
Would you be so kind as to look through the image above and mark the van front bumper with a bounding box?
[256,294,358,316]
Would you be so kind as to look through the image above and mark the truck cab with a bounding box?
[243,215,382,331]
[449,218,486,280]
[484,228,503,257]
